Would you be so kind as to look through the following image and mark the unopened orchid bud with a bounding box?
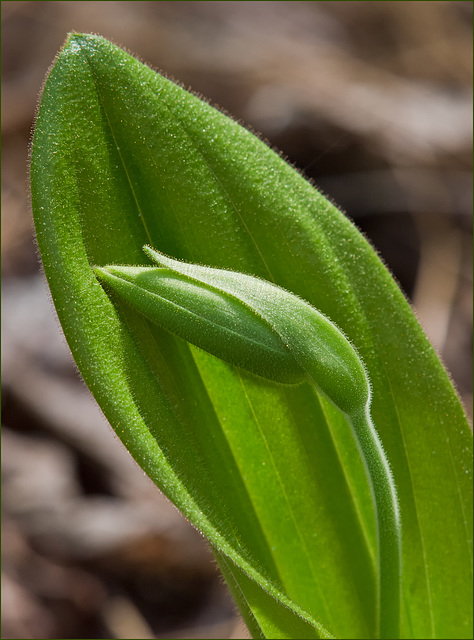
[95,246,370,417]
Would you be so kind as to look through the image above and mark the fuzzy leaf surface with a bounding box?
[30,34,472,639]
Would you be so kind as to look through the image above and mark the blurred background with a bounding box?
[2,2,472,638]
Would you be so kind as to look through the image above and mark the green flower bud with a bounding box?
[95,261,305,386]
[95,246,370,417]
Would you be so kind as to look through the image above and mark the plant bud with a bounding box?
[95,246,371,415]
[94,262,306,386]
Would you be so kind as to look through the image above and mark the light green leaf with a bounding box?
[30,33,472,639]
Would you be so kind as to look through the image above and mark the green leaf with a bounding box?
[30,33,472,639]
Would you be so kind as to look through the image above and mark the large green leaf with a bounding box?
[30,34,472,639]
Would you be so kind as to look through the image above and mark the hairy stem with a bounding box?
[348,406,402,640]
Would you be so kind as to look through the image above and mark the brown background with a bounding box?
[2,2,472,638]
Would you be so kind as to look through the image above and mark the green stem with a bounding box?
[348,406,402,640]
